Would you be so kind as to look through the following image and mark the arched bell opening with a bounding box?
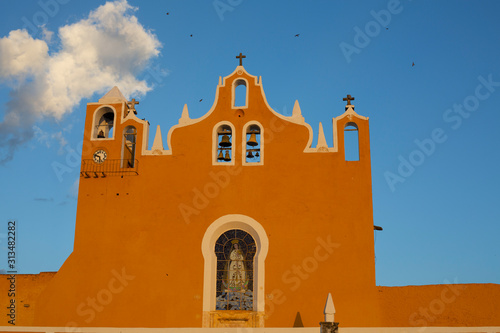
[344,122,359,161]
[92,107,115,139]
[122,126,137,168]
[215,124,233,164]
[245,125,261,163]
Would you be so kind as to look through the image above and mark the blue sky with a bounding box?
[0,0,499,287]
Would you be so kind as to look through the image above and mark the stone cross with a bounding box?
[342,94,355,105]
[236,53,246,66]
[128,98,139,114]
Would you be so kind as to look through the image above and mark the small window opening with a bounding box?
[234,80,247,107]
[245,125,261,163]
[94,109,114,139]
[217,125,232,163]
[123,126,137,168]
[344,122,359,161]
[215,229,256,310]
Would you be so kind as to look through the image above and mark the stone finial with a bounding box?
[324,293,335,322]
[98,86,127,104]
[179,104,190,124]
[291,100,305,123]
[316,122,328,151]
[152,125,164,152]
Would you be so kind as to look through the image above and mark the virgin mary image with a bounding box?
[226,240,248,292]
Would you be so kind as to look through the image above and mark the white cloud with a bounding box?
[0,0,162,163]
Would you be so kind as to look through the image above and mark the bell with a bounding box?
[217,150,224,161]
[255,151,259,157]
[247,133,258,146]
[224,151,231,161]
[246,151,254,159]
[219,134,232,147]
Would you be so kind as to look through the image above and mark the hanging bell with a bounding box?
[224,150,231,161]
[247,133,258,146]
[217,150,224,161]
[246,151,254,159]
[255,151,260,157]
[219,134,232,147]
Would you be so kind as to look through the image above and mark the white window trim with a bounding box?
[91,105,117,141]
[242,121,264,166]
[201,214,269,313]
[212,121,236,166]
[232,78,249,109]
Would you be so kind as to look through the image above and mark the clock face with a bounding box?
[93,149,107,164]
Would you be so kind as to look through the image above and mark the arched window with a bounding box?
[245,124,261,164]
[93,107,115,139]
[344,122,359,161]
[216,124,233,164]
[122,126,137,167]
[215,229,256,311]
[233,79,247,107]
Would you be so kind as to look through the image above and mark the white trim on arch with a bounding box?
[201,214,269,313]
[242,121,264,166]
[91,105,117,140]
[212,121,236,166]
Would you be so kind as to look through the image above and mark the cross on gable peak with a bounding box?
[236,53,246,66]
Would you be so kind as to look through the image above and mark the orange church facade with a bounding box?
[1,62,500,330]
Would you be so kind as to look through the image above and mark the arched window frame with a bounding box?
[91,106,116,140]
[201,215,269,320]
[213,121,236,166]
[232,78,248,109]
[242,121,264,166]
[121,125,137,168]
[344,121,359,161]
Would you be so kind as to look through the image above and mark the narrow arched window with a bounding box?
[245,125,261,163]
[234,79,247,107]
[215,229,256,311]
[93,107,115,139]
[216,125,233,163]
[344,122,359,161]
[122,126,137,168]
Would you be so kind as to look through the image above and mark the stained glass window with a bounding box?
[215,229,256,310]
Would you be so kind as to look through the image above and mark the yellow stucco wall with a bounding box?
[0,272,56,326]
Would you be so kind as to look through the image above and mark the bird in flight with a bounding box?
[412,62,415,67]
[199,99,203,102]
[190,34,193,37]
[166,12,169,15]
[295,34,300,37]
